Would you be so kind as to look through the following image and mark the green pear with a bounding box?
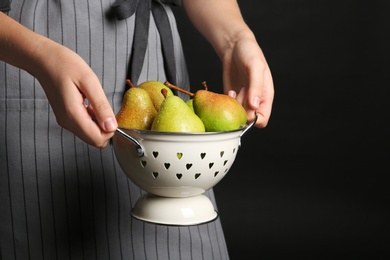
[137,80,174,111]
[116,87,157,130]
[151,93,205,133]
[193,90,247,132]
[186,99,194,112]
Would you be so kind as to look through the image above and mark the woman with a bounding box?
[0,0,274,259]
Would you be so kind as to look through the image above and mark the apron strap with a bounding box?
[111,0,181,85]
[0,0,11,12]
[0,0,180,85]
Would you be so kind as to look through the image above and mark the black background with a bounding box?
[173,0,390,258]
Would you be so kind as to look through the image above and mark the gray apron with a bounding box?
[0,1,229,259]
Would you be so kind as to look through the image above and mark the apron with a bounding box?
[0,0,10,12]
[0,1,229,259]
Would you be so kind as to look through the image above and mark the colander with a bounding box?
[112,114,257,225]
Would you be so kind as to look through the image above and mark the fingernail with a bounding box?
[104,117,117,132]
[253,96,260,108]
[228,90,237,98]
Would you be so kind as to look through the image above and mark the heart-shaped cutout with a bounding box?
[195,173,201,179]
[186,163,192,170]
[164,163,170,170]
[153,151,159,158]
[152,172,159,178]
[209,162,214,169]
[214,171,219,177]
[177,153,183,160]
[200,153,206,159]
[220,151,224,157]
[176,173,182,180]
[141,160,147,167]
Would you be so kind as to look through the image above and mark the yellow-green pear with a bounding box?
[137,80,174,111]
[186,99,194,112]
[151,92,205,133]
[116,87,157,130]
[193,90,247,132]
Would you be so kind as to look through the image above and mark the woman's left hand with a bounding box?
[222,36,274,128]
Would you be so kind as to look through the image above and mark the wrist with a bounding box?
[25,36,61,80]
[218,28,256,60]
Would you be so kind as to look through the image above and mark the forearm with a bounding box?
[0,12,53,78]
[182,0,256,59]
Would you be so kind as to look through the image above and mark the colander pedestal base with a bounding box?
[131,194,218,226]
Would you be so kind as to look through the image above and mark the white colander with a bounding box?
[112,115,257,225]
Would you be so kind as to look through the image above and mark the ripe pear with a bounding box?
[193,90,247,132]
[151,93,205,133]
[137,80,174,111]
[186,99,194,112]
[116,87,158,130]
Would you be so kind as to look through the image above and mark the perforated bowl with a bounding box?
[112,115,257,225]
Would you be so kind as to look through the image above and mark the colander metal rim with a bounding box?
[117,126,245,136]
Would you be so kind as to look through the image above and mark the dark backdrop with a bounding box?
[173,0,390,258]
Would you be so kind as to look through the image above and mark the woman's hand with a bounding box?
[0,13,117,147]
[222,35,274,128]
[182,0,274,129]
[33,40,118,148]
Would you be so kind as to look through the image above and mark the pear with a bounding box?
[193,89,247,131]
[186,99,194,112]
[151,90,205,132]
[164,81,247,132]
[116,87,158,130]
[137,80,174,111]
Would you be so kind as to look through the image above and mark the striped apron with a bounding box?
[0,1,229,259]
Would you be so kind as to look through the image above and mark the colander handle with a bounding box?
[115,128,144,157]
[240,112,258,138]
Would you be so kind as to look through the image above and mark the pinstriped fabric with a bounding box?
[0,1,229,259]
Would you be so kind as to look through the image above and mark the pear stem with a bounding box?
[126,79,135,88]
[161,88,168,98]
[164,81,195,97]
[201,81,208,91]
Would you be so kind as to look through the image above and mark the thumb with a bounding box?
[86,100,118,132]
[247,67,262,111]
[80,76,117,133]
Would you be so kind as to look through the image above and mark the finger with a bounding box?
[235,87,247,105]
[246,60,265,111]
[228,90,237,98]
[77,74,117,133]
[251,71,274,128]
[79,111,115,148]
[62,96,115,148]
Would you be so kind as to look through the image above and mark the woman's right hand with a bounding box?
[0,12,117,148]
[33,40,118,148]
